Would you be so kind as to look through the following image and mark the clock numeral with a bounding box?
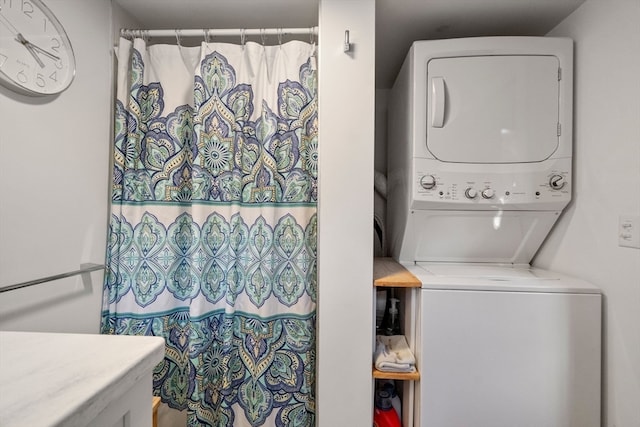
[16,69,27,83]
[51,38,61,52]
[49,70,57,81]
[35,72,45,87]
[21,0,33,18]
[54,59,63,69]
[2,0,14,9]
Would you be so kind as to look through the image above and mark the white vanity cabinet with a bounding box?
[0,331,164,427]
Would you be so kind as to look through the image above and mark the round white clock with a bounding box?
[0,0,75,96]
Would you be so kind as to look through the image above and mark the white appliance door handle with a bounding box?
[431,76,446,128]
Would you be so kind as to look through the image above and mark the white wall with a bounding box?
[535,1,640,426]
[317,0,375,425]
[0,0,113,333]
[1,1,379,424]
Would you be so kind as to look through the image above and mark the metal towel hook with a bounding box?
[344,30,351,52]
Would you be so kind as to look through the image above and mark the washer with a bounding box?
[405,262,602,427]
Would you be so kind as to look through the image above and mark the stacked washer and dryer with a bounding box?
[387,37,601,427]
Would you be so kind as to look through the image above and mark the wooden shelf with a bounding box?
[373,257,421,288]
[372,366,420,381]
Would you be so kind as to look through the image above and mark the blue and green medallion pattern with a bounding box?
[102,38,317,426]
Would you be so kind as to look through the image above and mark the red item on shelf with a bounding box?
[373,390,401,427]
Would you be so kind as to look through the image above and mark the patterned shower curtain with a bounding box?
[101,37,317,427]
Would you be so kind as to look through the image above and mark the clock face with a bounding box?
[0,0,75,96]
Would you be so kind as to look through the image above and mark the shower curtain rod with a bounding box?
[120,26,318,40]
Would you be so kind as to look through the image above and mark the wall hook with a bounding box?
[344,30,351,52]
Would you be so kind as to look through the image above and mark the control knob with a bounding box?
[481,188,495,199]
[420,175,437,190]
[549,174,566,190]
[465,188,478,199]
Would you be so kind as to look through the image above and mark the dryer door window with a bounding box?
[426,55,560,164]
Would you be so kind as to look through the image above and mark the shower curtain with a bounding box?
[101,36,317,427]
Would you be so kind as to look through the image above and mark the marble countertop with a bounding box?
[0,331,165,427]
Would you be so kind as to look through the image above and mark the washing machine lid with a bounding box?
[404,262,601,294]
[426,55,560,164]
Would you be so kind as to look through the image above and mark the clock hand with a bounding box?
[15,33,45,68]
[25,40,60,62]
[0,12,56,68]
[0,10,60,60]
[0,9,60,61]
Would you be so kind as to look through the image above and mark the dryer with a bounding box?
[386,37,601,427]
[387,36,573,265]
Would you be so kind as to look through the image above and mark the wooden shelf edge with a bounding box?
[372,366,420,381]
[373,257,421,288]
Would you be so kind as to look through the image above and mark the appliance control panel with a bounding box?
[411,157,571,210]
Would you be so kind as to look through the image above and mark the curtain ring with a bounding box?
[277,28,283,46]
[309,27,315,44]
[260,28,267,45]
[204,29,210,43]
[240,28,246,48]
[175,29,182,47]
[143,29,150,43]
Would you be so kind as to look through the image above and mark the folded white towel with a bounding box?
[374,335,416,373]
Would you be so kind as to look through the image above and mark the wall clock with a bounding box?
[0,0,75,96]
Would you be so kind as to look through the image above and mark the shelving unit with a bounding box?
[373,257,421,381]
[373,257,421,427]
